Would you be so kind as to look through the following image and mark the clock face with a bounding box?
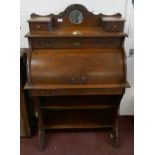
[69,10,83,24]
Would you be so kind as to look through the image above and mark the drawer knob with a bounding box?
[36,25,41,29]
[74,42,80,47]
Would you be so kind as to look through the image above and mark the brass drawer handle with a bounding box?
[46,40,54,48]
[80,76,86,83]
[36,25,41,29]
[70,76,86,84]
[71,77,76,83]
[112,25,117,29]
[74,42,80,47]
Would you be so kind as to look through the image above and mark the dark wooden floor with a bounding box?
[20,116,133,155]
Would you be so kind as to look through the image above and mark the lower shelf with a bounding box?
[44,123,113,129]
[42,109,116,129]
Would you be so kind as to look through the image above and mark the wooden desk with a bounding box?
[24,4,129,150]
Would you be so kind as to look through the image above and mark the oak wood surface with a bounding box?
[30,48,125,86]
[24,4,129,150]
[30,37,124,49]
[25,27,127,37]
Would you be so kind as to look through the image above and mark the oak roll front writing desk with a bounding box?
[24,4,129,150]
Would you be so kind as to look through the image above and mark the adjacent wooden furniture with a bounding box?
[20,50,35,137]
[24,4,129,150]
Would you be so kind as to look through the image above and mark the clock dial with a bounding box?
[69,10,83,24]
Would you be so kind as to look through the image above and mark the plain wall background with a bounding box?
[20,0,134,115]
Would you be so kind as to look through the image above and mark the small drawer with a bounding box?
[103,21,124,32]
[30,37,123,49]
[102,17,125,32]
[28,17,53,33]
[29,22,52,32]
[31,38,55,48]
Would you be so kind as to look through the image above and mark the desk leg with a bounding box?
[110,118,119,147]
[34,97,45,151]
[38,128,45,151]
[114,118,119,147]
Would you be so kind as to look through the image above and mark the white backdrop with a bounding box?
[20,0,134,115]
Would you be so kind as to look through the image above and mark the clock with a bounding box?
[69,9,83,24]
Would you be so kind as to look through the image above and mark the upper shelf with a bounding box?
[25,26,127,38]
[26,4,127,37]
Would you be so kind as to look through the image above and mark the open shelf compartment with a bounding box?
[40,95,121,110]
[42,108,116,129]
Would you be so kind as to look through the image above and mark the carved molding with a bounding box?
[31,4,122,19]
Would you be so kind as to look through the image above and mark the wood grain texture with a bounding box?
[24,4,129,150]
[30,49,125,85]
[30,37,124,49]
